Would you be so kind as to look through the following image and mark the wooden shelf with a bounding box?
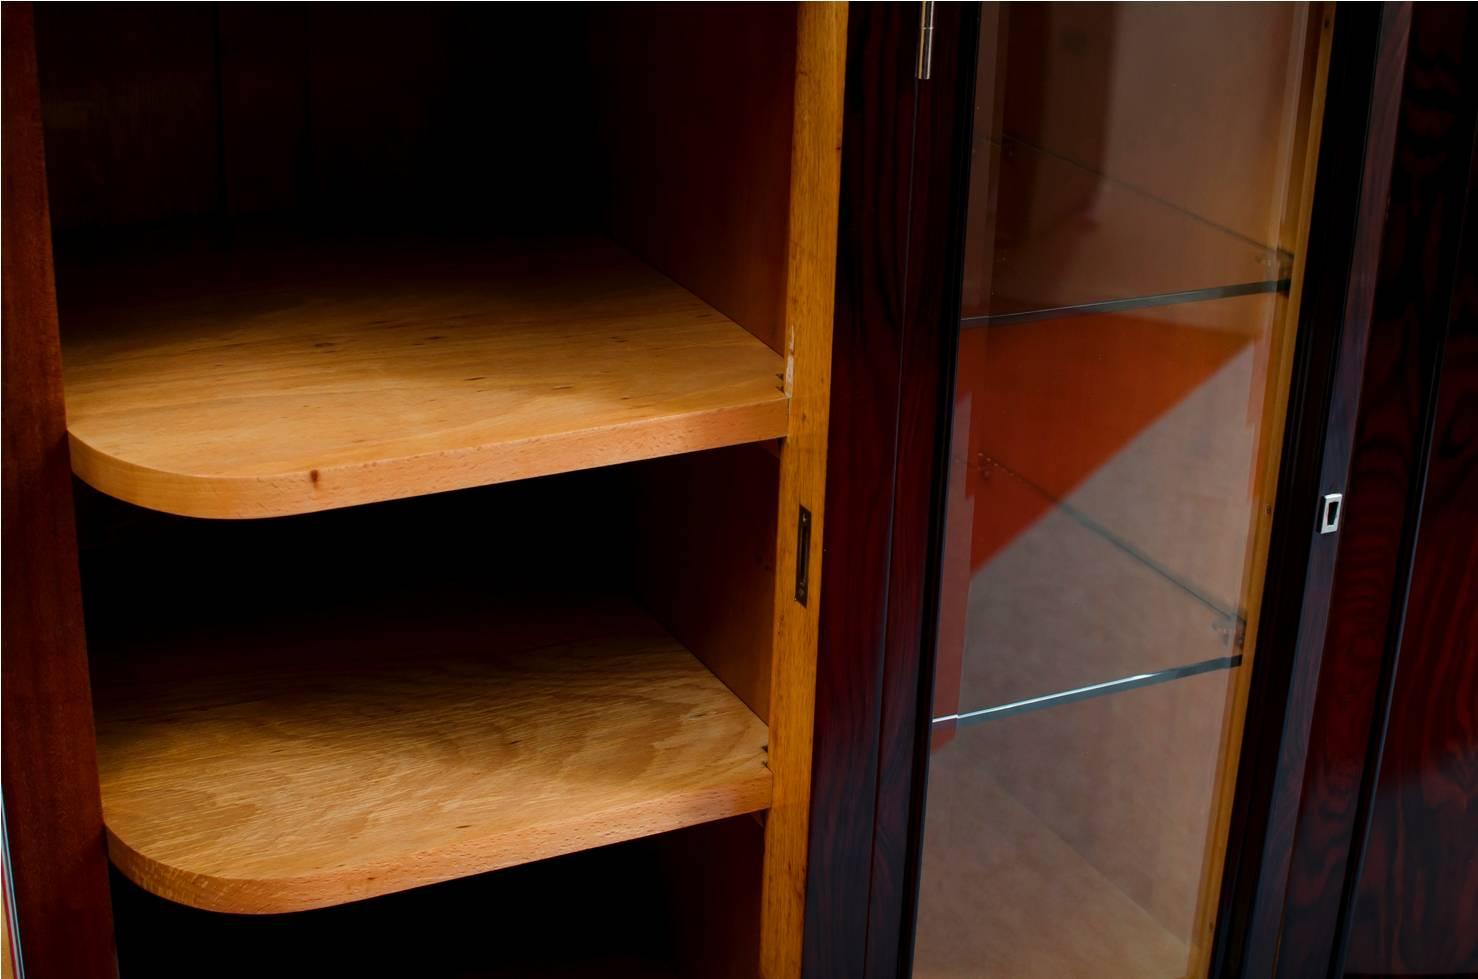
[58,234,789,519]
[91,592,771,914]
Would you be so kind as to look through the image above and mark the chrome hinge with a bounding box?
[916,1,936,80]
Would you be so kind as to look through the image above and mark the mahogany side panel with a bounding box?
[800,6,918,975]
[1211,7,1411,975]
[1342,24,1478,970]
[1277,6,1478,974]
[799,5,980,977]
[1,5,117,977]
[864,5,981,976]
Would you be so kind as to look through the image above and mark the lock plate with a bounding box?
[1320,492,1343,534]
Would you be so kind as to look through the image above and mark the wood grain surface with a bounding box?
[760,5,848,977]
[1215,7,1413,974]
[1274,7,1477,975]
[862,6,983,975]
[1343,15,1478,968]
[591,4,797,355]
[802,4,920,968]
[92,594,770,914]
[1,6,119,976]
[58,234,788,519]
[1345,227,1478,972]
[636,445,779,721]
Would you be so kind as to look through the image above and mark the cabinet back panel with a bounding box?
[74,450,781,732]
[36,4,797,353]
[73,466,636,630]
[36,5,592,233]
[635,444,780,721]
[35,4,223,229]
[589,5,797,354]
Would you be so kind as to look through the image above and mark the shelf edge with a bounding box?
[68,398,790,519]
[104,773,773,914]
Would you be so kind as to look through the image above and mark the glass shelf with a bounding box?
[961,137,1292,327]
[921,664,1234,977]
[942,481,1243,722]
[939,288,1275,722]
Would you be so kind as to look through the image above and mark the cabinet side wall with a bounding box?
[1,5,117,976]
[760,6,848,978]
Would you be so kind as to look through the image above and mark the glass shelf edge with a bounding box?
[936,654,1243,728]
[962,277,1291,329]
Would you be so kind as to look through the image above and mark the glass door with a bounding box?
[913,4,1332,976]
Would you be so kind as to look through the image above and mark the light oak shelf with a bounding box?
[91,592,772,915]
[59,233,789,519]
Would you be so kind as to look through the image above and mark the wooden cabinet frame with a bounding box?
[6,3,1472,977]
[3,6,117,976]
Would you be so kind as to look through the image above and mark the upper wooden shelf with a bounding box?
[58,233,789,519]
[91,592,771,914]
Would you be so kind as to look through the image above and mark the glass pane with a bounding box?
[968,140,1290,323]
[915,4,1332,977]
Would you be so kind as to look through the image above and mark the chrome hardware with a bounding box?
[1320,492,1343,534]
[917,1,936,80]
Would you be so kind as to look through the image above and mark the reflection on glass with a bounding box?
[969,139,1291,322]
[915,4,1329,977]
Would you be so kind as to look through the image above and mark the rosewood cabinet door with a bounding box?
[911,7,1334,976]
[809,4,1412,977]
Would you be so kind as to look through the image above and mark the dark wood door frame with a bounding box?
[800,4,980,977]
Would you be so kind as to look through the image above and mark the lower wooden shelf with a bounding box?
[91,592,771,914]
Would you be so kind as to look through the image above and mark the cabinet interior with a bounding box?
[40,4,799,519]
[35,4,835,974]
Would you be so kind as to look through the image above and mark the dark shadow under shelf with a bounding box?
[109,831,693,979]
